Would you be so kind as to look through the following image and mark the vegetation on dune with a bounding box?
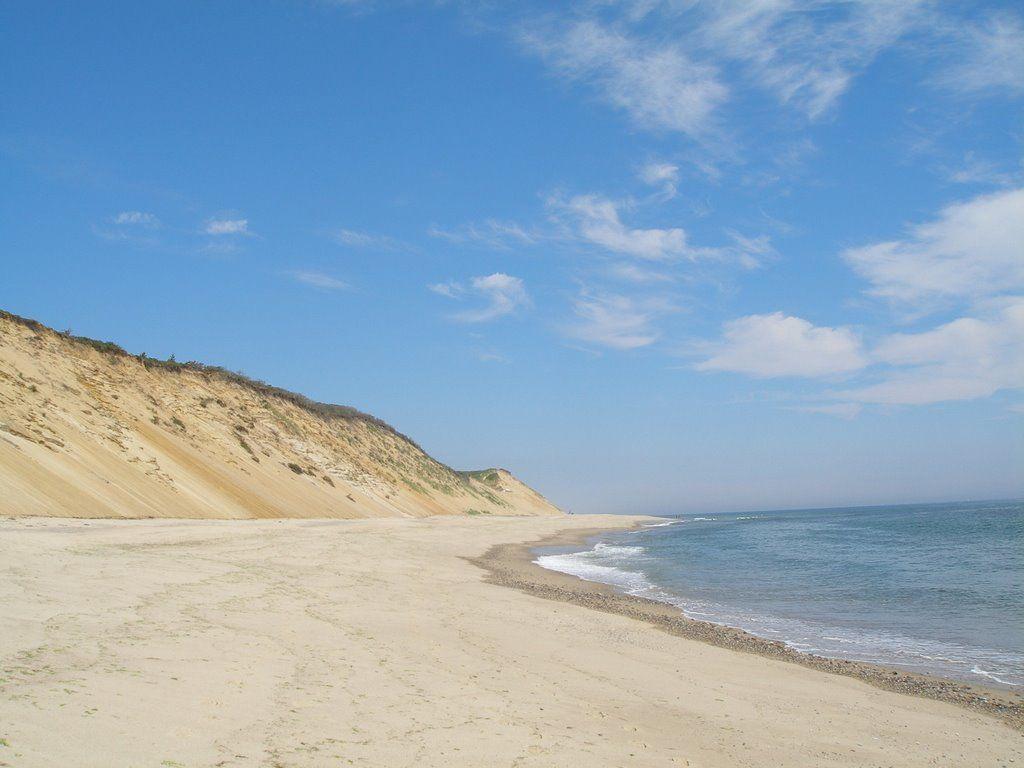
[458,469,501,483]
[2,309,422,450]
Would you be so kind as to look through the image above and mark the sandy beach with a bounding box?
[1,515,1021,767]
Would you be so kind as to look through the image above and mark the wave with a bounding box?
[534,536,1024,689]
[534,542,666,599]
[972,666,1021,686]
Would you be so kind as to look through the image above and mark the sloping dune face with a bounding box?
[0,312,562,519]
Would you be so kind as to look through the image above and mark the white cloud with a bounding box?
[944,152,1017,187]
[290,271,349,291]
[689,0,924,119]
[565,291,673,350]
[113,211,159,227]
[639,161,680,199]
[547,193,771,267]
[516,1,921,128]
[199,241,242,258]
[519,19,726,137]
[697,313,868,378]
[427,219,539,249]
[842,187,1024,305]
[934,10,1024,97]
[551,194,692,261]
[428,281,463,299]
[695,301,1024,408]
[332,227,401,250]
[431,273,529,322]
[835,298,1024,405]
[205,218,249,236]
[725,230,775,269]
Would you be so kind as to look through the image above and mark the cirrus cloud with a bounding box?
[289,271,349,291]
[430,273,529,323]
[519,19,726,138]
[933,10,1024,97]
[639,161,680,199]
[564,290,674,350]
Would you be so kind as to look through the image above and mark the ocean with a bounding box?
[535,500,1023,688]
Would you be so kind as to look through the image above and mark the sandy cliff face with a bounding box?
[0,311,562,519]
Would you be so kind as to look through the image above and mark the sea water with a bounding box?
[536,500,1023,688]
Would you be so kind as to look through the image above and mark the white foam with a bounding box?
[972,666,1021,686]
[535,541,659,597]
[535,554,653,594]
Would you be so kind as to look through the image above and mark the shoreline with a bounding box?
[4,514,1022,766]
[471,521,1024,732]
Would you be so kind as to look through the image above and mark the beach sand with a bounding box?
[1,515,1021,767]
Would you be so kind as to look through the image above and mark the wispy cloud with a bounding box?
[93,211,163,246]
[564,290,674,350]
[548,192,771,269]
[725,231,775,269]
[842,187,1024,306]
[605,262,674,284]
[513,1,928,135]
[689,0,924,120]
[549,194,693,261]
[205,218,250,236]
[519,18,726,138]
[427,219,539,249]
[332,227,404,250]
[696,313,868,378]
[430,273,529,322]
[113,211,160,227]
[638,161,680,199]
[943,151,1018,187]
[428,281,463,299]
[933,10,1024,97]
[289,270,349,291]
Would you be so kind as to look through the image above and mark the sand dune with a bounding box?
[0,310,560,519]
[0,514,1020,767]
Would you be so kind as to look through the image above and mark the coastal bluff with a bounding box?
[0,310,561,519]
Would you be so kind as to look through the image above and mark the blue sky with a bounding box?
[3,1,1022,514]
